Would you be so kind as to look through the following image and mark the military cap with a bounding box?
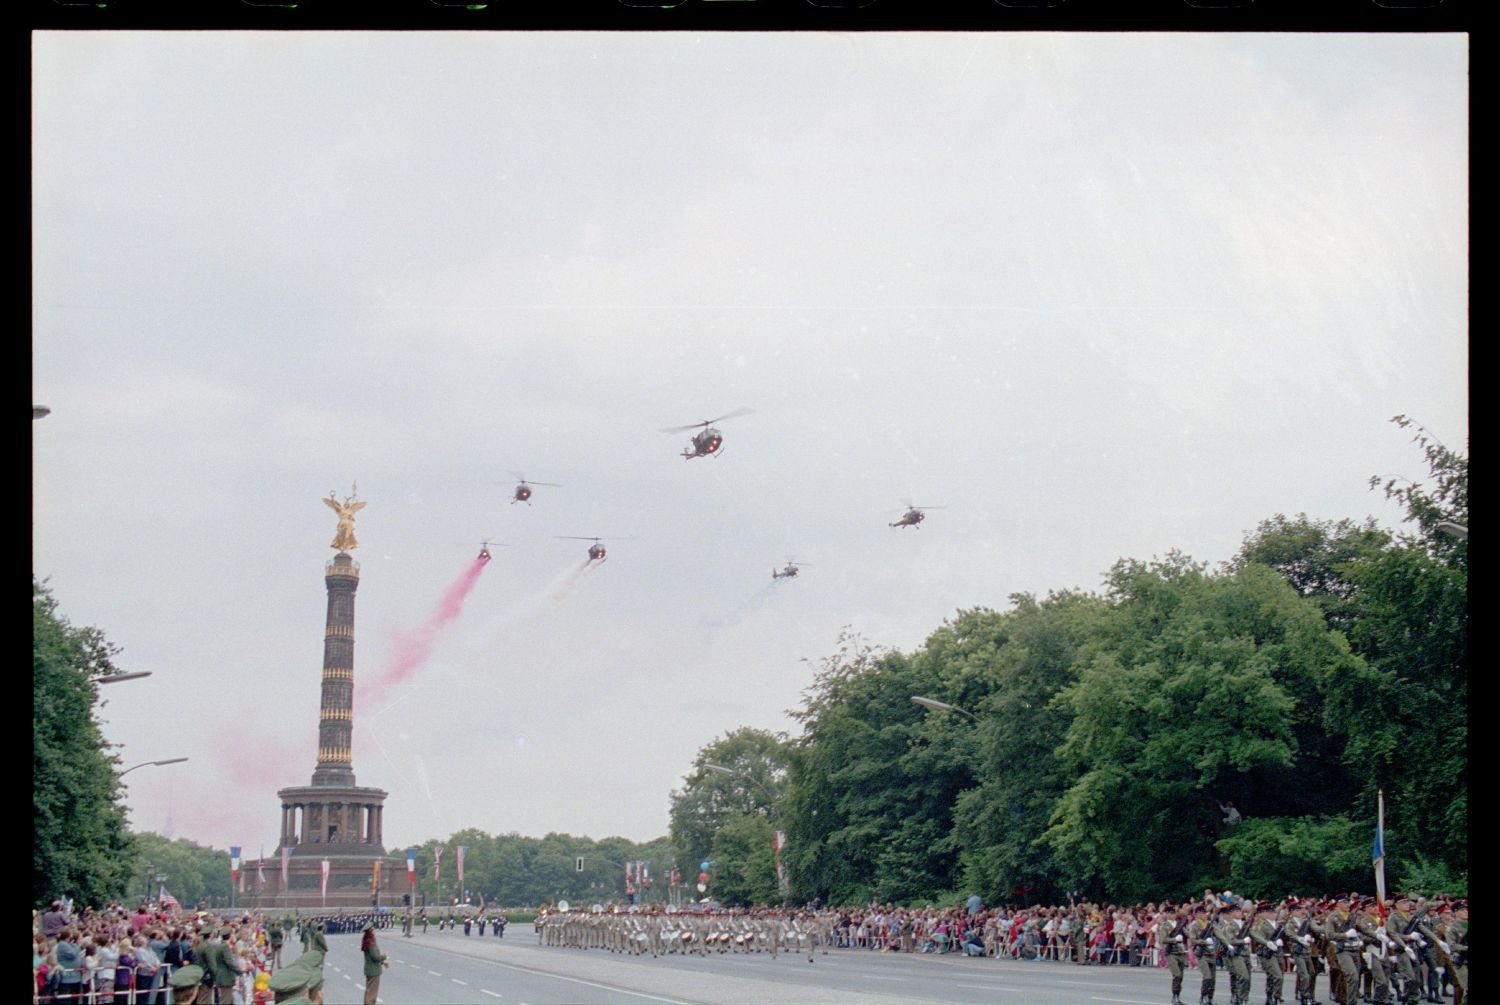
[306,969,324,993]
[1437,903,1454,914]
[1256,901,1273,912]
[168,965,205,989]
[1192,904,1207,914]
[268,966,311,996]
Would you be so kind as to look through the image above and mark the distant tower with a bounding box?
[256,488,406,911]
[312,552,358,786]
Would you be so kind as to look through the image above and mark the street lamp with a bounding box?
[1436,521,1468,541]
[92,671,153,685]
[910,696,978,719]
[703,763,780,800]
[33,406,51,419]
[120,757,189,778]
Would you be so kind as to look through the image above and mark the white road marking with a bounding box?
[452,978,469,985]
[428,970,443,976]
[1091,997,1163,1004]
[480,991,503,999]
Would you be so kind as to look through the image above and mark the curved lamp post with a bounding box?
[909,695,978,720]
[92,671,153,686]
[1436,521,1468,541]
[120,757,189,778]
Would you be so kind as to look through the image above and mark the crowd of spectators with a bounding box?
[30,898,386,1004]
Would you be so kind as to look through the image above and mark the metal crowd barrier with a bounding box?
[35,964,176,1005]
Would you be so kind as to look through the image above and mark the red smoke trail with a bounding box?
[371,556,489,694]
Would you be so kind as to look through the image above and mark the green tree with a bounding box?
[1042,556,1357,902]
[950,593,1102,906]
[129,832,232,907]
[669,727,790,901]
[34,580,136,908]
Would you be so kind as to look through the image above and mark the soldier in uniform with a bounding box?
[1315,895,1362,1005]
[1386,895,1422,1005]
[1250,902,1288,1005]
[419,908,428,935]
[1189,904,1221,1005]
[1410,901,1446,1004]
[311,921,329,955]
[168,965,206,1005]
[269,918,285,968]
[1355,898,1392,1004]
[1441,903,1467,1005]
[1217,901,1253,1005]
[1283,901,1319,1005]
[1158,902,1192,1005]
[267,964,313,1004]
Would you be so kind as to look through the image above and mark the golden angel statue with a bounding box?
[323,487,367,552]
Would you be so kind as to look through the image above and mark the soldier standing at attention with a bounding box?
[360,921,388,1005]
[1189,904,1221,1005]
[419,908,428,935]
[1250,902,1287,1005]
[1157,902,1192,1005]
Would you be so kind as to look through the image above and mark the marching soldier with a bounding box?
[1410,900,1445,1004]
[1217,901,1253,1005]
[1315,895,1362,1005]
[1386,894,1423,1005]
[1250,902,1288,1005]
[1355,898,1392,1004]
[1189,903,1221,1005]
[1158,903,1192,1005]
[1286,900,1320,1005]
[1440,903,1467,1005]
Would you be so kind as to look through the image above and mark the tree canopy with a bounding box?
[34,580,136,909]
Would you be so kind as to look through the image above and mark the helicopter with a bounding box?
[772,559,813,580]
[508,474,562,505]
[555,536,631,563]
[661,407,755,460]
[477,539,506,561]
[890,504,945,529]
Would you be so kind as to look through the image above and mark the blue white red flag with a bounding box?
[1372,789,1387,918]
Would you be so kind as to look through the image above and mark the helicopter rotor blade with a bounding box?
[660,420,711,434]
[707,406,756,425]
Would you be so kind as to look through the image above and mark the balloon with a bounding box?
[696,883,706,893]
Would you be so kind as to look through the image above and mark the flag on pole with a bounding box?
[159,885,180,911]
[239,869,246,894]
[456,846,467,890]
[1373,789,1387,918]
[372,860,382,897]
[642,861,650,886]
[230,846,242,887]
[434,846,442,881]
[773,831,786,853]
[321,859,330,905]
[258,852,266,890]
[407,847,417,888]
[281,846,290,887]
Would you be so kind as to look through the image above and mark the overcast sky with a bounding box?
[32,31,1466,859]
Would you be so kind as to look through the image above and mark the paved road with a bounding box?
[315,931,1287,1004]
